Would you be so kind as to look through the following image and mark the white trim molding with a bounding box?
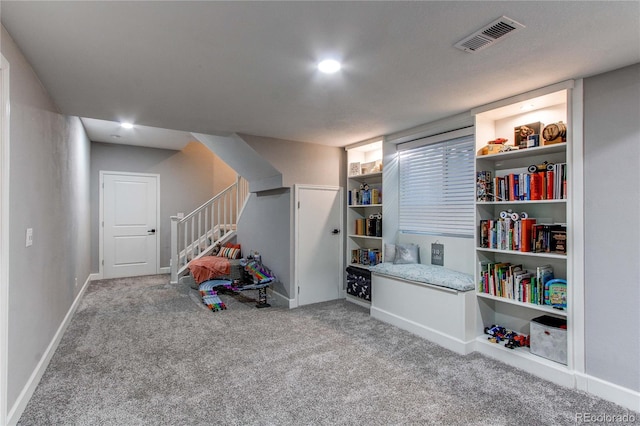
[0,53,10,426]
[267,288,297,309]
[575,372,640,413]
[6,274,91,425]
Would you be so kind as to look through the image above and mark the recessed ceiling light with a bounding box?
[317,59,341,74]
[120,122,134,129]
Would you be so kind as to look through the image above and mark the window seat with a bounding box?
[369,263,476,355]
[369,262,474,292]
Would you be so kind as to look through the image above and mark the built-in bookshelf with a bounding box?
[344,140,383,306]
[471,84,575,385]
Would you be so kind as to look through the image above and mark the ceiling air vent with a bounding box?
[454,16,525,53]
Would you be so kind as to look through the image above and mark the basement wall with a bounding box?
[1,26,92,414]
[583,63,640,392]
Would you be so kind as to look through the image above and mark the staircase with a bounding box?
[170,176,249,283]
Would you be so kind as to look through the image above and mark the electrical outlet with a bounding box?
[75,277,78,287]
[26,228,33,247]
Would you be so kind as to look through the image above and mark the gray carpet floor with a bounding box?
[18,274,634,425]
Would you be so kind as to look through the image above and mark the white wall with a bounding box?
[1,25,92,413]
[583,63,640,392]
[237,189,291,297]
[90,141,235,271]
[241,134,345,188]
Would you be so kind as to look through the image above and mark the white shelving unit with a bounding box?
[471,84,576,387]
[345,140,383,306]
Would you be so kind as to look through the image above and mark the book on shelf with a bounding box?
[536,265,555,305]
[479,220,489,248]
[520,218,537,252]
[476,171,493,202]
[478,262,560,306]
[533,223,567,254]
[480,217,566,253]
[550,226,567,254]
[371,188,381,204]
[351,248,381,266]
[477,163,567,202]
[349,186,382,206]
[355,216,382,237]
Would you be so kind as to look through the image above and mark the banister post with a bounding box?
[170,215,180,284]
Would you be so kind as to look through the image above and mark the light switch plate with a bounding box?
[26,228,33,247]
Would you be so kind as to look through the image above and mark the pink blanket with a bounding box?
[188,256,231,284]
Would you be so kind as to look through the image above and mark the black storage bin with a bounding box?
[346,266,371,301]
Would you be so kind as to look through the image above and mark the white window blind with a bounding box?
[398,134,475,237]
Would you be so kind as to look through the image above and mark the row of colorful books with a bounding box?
[348,187,381,206]
[476,164,567,202]
[478,262,561,306]
[479,218,567,254]
[354,216,382,237]
[351,248,381,266]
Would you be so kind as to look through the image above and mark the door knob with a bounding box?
[331,229,340,234]
[148,229,156,234]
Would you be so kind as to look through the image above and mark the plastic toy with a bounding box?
[485,324,529,349]
[527,161,554,173]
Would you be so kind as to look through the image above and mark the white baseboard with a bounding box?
[268,289,296,309]
[575,372,640,413]
[345,294,371,310]
[7,274,91,425]
[89,272,101,281]
[159,267,170,274]
[370,306,474,355]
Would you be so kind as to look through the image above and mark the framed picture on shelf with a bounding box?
[348,162,361,177]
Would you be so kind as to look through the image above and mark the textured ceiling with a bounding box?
[2,1,639,147]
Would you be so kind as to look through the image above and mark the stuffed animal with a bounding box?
[211,242,222,256]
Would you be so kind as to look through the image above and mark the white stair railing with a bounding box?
[170,176,249,283]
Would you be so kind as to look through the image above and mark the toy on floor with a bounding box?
[239,258,275,308]
[198,279,232,311]
[484,324,529,349]
[196,259,276,311]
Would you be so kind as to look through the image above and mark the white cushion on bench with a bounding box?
[370,262,474,292]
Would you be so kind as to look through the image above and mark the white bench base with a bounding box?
[371,273,476,355]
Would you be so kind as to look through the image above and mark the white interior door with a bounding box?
[296,185,343,306]
[102,172,159,278]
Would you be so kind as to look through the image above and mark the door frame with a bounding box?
[99,171,161,279]
[0,53,10,426]
[293,184,344,307]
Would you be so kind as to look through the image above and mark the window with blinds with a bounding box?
[398,133,475,238]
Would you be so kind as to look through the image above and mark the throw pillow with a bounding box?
[217,243,242,259]
[384,243,396,263]
[393,243,420,264]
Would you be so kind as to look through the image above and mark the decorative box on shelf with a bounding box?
[530,315,567,365]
